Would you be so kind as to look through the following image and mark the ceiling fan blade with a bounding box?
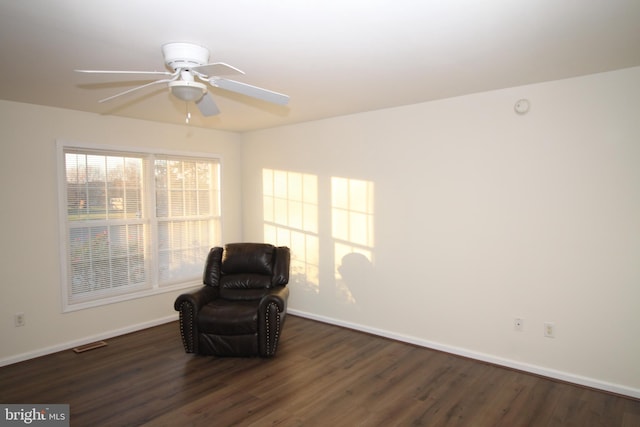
[195,92,220,116]
[210,78,289,106]
[98,77,176,103]
[191,62,245,78]
[76,69,174,77]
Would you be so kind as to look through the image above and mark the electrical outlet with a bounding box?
[514,318,524,331]
[14,312,25,327]
[544,322,555,338]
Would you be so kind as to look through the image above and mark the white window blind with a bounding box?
[59,143,221,311]
[154,157,220,286]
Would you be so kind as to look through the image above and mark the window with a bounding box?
[58,142,221,311]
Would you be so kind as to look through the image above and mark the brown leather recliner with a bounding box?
[174,243,290,357]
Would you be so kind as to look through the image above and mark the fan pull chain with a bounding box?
[185,103,191,124]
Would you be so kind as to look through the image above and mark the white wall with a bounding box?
[0,101,243,363]
[241,67,640,397]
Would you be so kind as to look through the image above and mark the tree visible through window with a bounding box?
[59,143,221,310]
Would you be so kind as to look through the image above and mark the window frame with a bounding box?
[56,140,223,312]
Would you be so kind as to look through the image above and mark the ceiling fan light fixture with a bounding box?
[169,81,206,102]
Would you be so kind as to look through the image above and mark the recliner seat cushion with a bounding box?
[221,273,271,289]
[219,288,270,301]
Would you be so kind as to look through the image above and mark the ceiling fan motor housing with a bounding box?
[162,42,209,70]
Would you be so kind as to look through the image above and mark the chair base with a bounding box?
[198,333,259,357]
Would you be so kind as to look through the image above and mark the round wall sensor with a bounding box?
[514,99,530,115]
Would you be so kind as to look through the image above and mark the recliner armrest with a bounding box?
[258,286,289,313]
[174,286,219,354]
[174,285,219,312]
[257,286,289,357]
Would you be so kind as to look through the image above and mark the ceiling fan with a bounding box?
[76,42,289,117]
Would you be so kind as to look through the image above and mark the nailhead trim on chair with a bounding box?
[178,301,195,353]
[273,309,281,355]
[265,305,270,355]
[264,302,281,356]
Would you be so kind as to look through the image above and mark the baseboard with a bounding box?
[0,314,178,367]
[288,309,640,400]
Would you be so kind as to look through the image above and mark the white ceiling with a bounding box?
[1,0,639,132]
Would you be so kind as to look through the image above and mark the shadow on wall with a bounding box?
[337,252,379,316]
[262,168,378,321]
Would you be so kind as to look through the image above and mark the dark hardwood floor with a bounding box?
[1,315,638,426]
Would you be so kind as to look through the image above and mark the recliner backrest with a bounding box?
[203,247,223,287]
[222,243,275,276]
[202,243,290,300]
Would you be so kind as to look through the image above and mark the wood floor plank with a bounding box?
[1,315,638,426]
